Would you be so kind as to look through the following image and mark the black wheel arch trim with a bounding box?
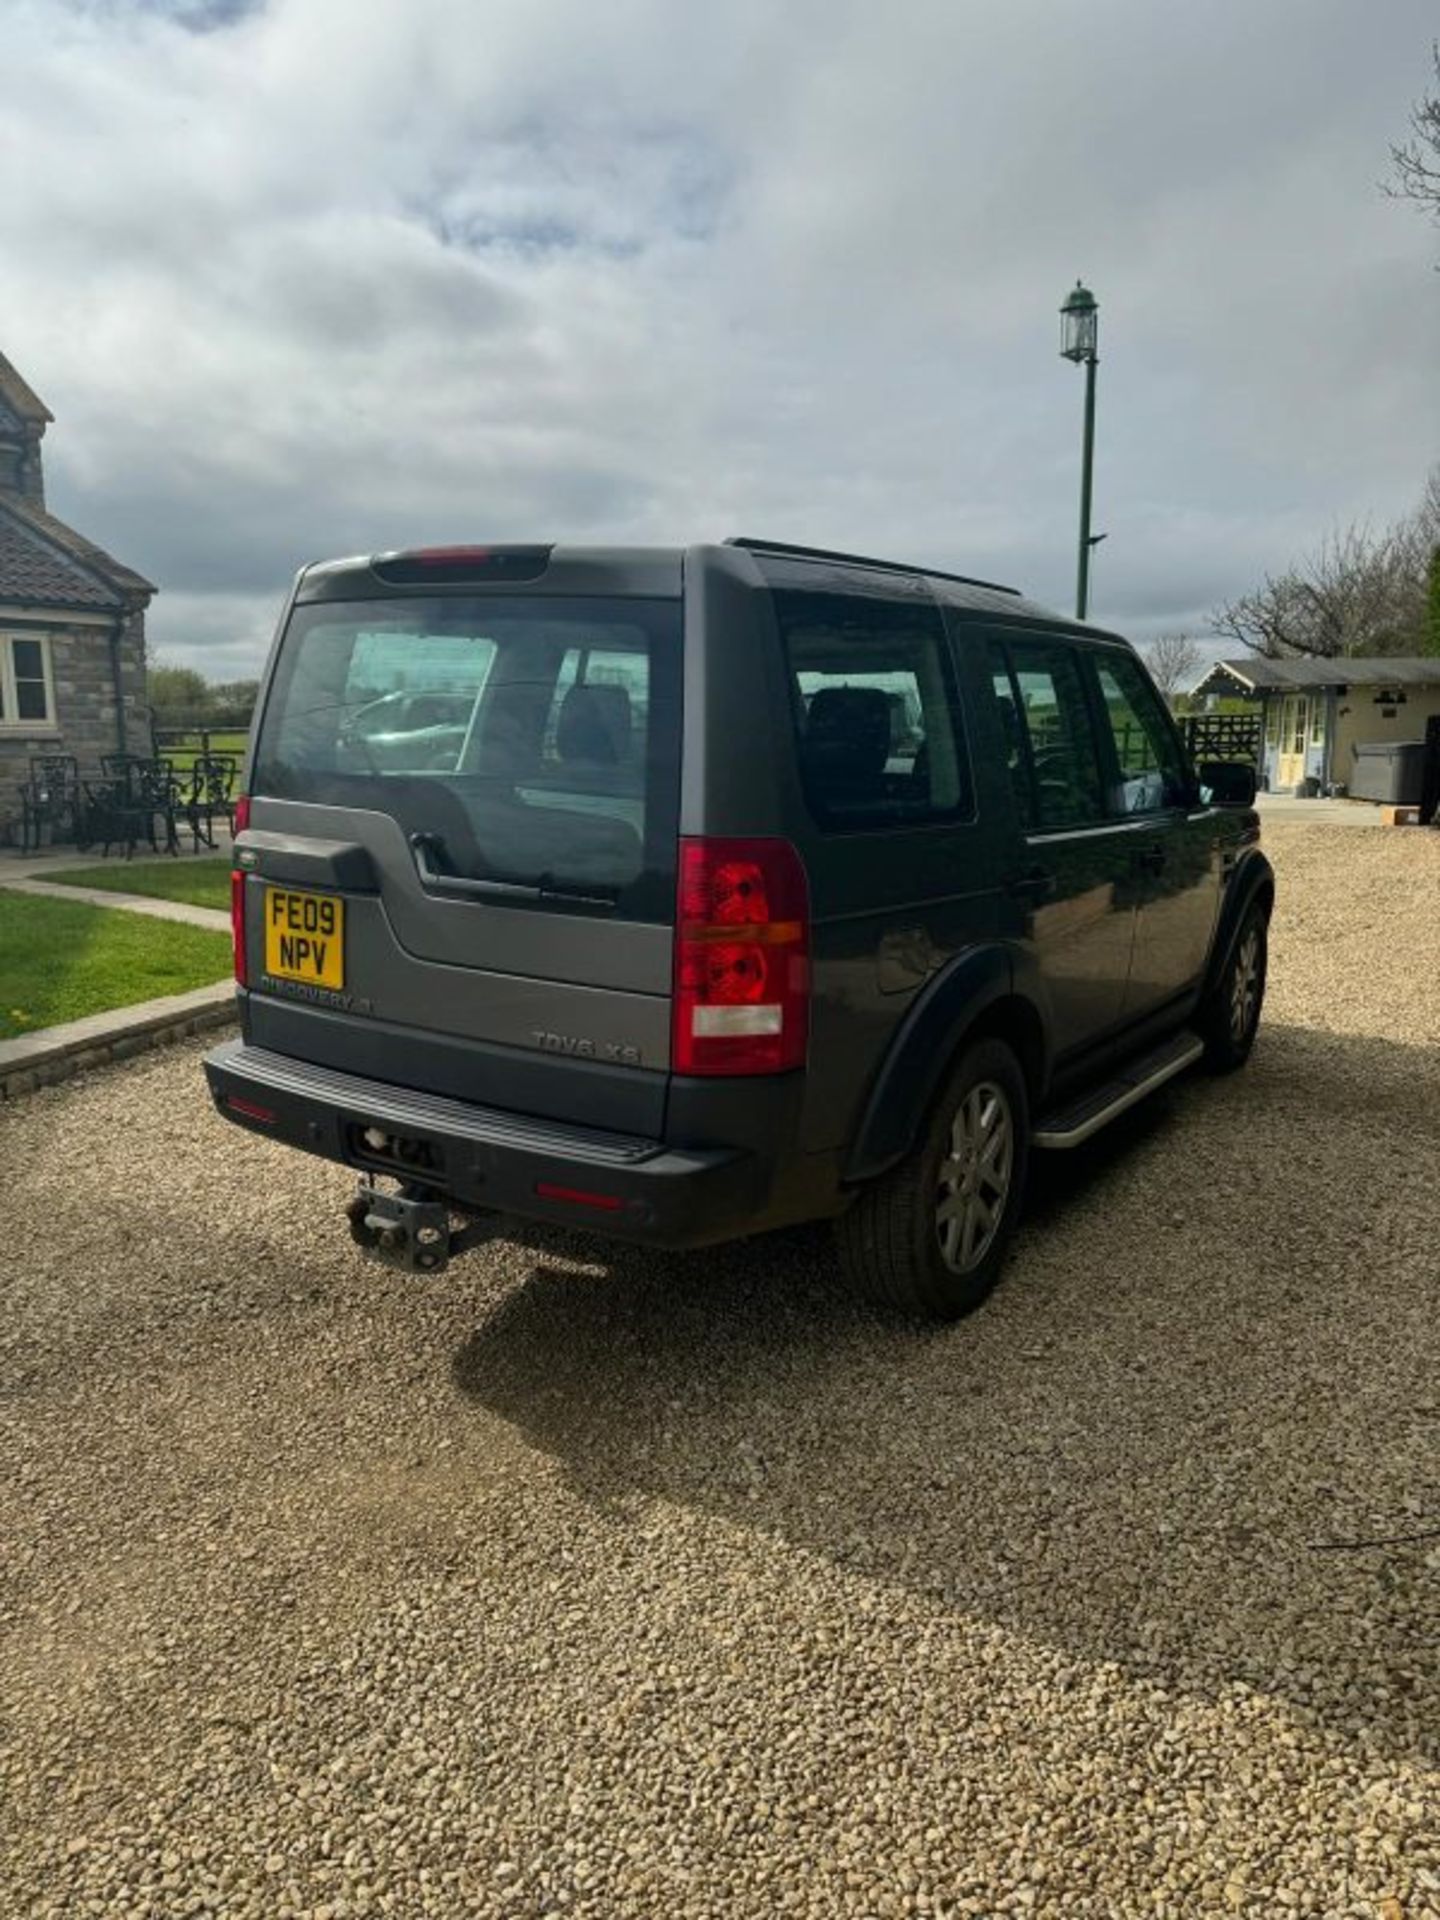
[1204,848,1275,997]
[842,943,1053,1184]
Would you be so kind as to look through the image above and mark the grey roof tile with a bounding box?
[0,496,154,608]
[1200,656,1440,693]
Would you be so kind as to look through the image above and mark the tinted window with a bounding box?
[254,595,680,919]
[1002,640,1105,830]
[1091,652,1192,814]
[769,585,972,829]
[987,641,1035,829]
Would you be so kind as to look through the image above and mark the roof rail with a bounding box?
[725,535,1020,597]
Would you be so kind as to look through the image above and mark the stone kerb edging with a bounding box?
[0,982,237,1100]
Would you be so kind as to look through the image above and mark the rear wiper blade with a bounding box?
[409,833,618,910]
[533,870,622,908]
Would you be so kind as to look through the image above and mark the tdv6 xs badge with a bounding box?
[530,1030,641,1067]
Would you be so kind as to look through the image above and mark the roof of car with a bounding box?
[293,541,1113,640]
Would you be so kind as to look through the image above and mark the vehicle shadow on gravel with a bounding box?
[453,1023,1439,1765]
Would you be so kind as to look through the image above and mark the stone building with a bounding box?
[0,348,154,818]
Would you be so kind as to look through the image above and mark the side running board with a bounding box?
[1034,1031,1204,1150]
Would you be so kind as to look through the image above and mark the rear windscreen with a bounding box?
[252,595,682,919]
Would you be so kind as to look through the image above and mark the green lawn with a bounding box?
[46,856,231,912]
[0,894,232,1040]
[156,731,249,779]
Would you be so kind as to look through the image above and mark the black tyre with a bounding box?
[1201,901,1268,1072]
[836,1036,1030,1321]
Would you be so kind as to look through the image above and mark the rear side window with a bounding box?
[767,583,972,830]
[993,639,1106,831]
[252,595,680,919]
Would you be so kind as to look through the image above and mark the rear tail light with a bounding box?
[230,869,248,987]
[231,795,251,986]
[673,837,809,1075]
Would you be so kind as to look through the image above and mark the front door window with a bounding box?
[995,642,1106,831]
[1091,653,1192,815]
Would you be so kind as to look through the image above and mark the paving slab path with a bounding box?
[0,872,229,930]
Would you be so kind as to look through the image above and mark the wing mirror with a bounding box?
[1198,760,1257,807]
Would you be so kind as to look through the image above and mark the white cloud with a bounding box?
[3,0,1436,671]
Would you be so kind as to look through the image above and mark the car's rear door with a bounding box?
[748,557,1012,1158]
[984,632,1139,1055]
[1080,646,1222,1021]
[238,551,683,1137]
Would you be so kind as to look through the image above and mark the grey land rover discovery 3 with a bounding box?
[206,538,1272,1319]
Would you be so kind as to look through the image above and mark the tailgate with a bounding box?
[239,585,681,1135]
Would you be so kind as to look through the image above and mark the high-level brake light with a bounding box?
[370,545,553,585]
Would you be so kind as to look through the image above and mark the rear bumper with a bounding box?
[203,1040,765,1249]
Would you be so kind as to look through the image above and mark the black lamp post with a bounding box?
[1060,281,1099,620]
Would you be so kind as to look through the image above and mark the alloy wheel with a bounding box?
[1230,925,1262,1043]
[935,1081,1014,1275]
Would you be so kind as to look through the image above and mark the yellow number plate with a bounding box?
[264,888,345,990]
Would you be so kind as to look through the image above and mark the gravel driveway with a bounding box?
[3,820,1437,1920]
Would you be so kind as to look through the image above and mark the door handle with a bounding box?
[1008,865,1056,901]
[1136,843,1167,875]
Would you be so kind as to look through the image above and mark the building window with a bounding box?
[0,633,57,729]
[0,637,57,725]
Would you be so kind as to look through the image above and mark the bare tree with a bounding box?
[1212,471,1439,660]
[1144,632,1202,701]
[1385,42,1440,230]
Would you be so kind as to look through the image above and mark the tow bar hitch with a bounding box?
[345,1182,498,1274]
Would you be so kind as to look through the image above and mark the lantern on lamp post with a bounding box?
[1059,281,1100,620]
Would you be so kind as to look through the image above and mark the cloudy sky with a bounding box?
[4,0,1437,675]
